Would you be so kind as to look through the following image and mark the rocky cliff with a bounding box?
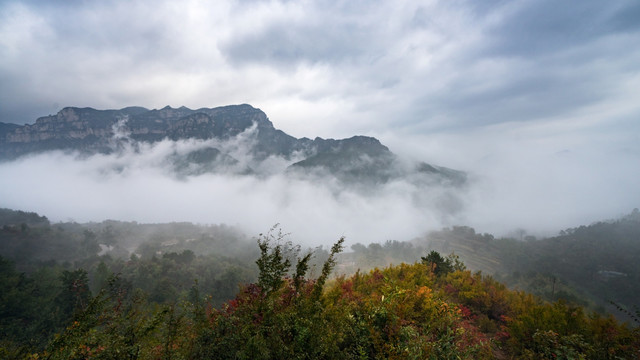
[0,104,466,186]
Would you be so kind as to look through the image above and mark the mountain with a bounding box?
[410,209,640,322]
[0,105,289,159]
[2,209,638,358]
[0,104,465,185]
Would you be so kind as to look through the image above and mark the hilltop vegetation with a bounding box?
[2,230,639,359]
[340,210,640,323]
[413,210,640,320]
[1,208,639,358]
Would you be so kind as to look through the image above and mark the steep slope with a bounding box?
[0,104,465,186]
[288,136,397,184]
[413,210,640,320]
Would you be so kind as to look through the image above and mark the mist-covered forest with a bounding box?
[1,207,639,359]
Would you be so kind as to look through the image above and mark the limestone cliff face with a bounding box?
[0,104,276,159]
[0,104,466,186]
[7,108,110,142]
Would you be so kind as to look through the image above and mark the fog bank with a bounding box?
[0,137,465,246]
[2,119,639,245]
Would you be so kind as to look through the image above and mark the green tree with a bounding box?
[55,269,91,325]
[422,250,453,276]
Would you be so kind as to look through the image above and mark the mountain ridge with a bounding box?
[0,104,466,186]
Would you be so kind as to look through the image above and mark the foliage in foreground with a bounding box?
[17,231,635,360]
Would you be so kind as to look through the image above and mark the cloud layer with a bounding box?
[2,1,639,135]
[1,0,639,243]
[1,122,638,246]
[0,135,466,246]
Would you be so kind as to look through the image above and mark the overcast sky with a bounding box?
[1,0,639,240]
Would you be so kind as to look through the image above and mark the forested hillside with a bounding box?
[409,210,640,321]
[1,208,639,358]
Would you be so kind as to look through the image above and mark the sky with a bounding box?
[1,0,640,244]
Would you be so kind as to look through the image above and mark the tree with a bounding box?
[255,226,295,295]
[421,251,465,277]
[56,269,91,324]
[422,250,453,276]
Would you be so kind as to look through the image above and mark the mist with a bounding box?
[2,116,638,247]
[0,130,469,247]
[381,117,640,238]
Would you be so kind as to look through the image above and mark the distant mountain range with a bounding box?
[0,104,465,186]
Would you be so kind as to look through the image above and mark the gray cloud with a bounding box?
[221,22,372,67]
[483,0,640,58]
[0,0,639,240]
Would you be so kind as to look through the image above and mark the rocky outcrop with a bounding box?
[0,105,272,159]
[0,104,466,186]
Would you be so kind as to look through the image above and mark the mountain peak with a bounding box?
[0,104,465,186]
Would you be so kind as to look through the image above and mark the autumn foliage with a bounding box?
[23,232,640,359]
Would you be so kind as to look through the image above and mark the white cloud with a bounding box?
[0,137,465,246]
[1,0,639,241]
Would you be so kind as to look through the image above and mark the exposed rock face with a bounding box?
[0,123,20,140]
[0,104,466,186]
[0,106,149,157]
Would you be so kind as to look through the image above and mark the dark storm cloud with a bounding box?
[483,0,640,58]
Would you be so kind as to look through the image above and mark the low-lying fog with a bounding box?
[1,124,639,246]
